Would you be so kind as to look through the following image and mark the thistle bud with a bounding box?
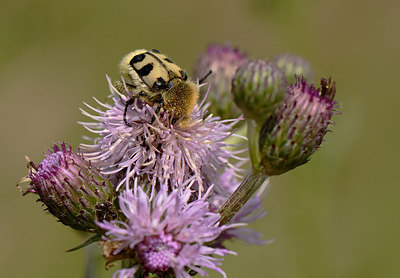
[193,43,247,119]
[273,53,314,84]
[24,143,117,232]
[259,77,337,175]
[231,60,287,124]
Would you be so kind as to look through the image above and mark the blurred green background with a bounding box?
[1,0,399,277]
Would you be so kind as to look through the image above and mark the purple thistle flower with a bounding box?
[22,142,117,232]
[259,76,337,175]
[79,76,240,196]
[97,183,238,278]
[193,43,248,119]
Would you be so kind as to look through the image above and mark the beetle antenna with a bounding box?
[199,70,212,84]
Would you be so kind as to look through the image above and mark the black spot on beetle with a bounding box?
[130,53,146,65]
[153,77,167,90]
[150,49,161,53]
[136,63,153,77]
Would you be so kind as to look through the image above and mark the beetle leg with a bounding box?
[148,98,164,125]
[124,97,137,127]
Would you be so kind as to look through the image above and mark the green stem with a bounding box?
[247,119,262,171]
[217,166,268,227]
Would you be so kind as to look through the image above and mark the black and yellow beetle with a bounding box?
[114,49,211,126]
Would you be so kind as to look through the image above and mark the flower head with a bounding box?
[97,184,236,278]
[273,53,314,84]
[259,77,337,175]
[231,60,287,124]
[80,77,239,196]
[23,142,117,232]
[193,43,248,119]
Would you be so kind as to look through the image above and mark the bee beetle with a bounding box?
[114,49,211,126]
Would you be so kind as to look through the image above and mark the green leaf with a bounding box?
[66,234,102,252]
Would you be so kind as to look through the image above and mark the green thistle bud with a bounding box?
[259,77,337,175]
[231,60,287,124]
[273,53,314,84]
[193,43,247,119]
[24,143,118,232]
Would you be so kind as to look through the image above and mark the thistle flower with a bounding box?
[259,77,337,175]
[273,53,314,84]
[22,142,117,232]
[97,183,238,278]
[231,59,287,124]
[193,43,247,119]
[80,76,239,196]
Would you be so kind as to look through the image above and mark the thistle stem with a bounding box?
[246,119,262,170]
[217,166,268,226]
